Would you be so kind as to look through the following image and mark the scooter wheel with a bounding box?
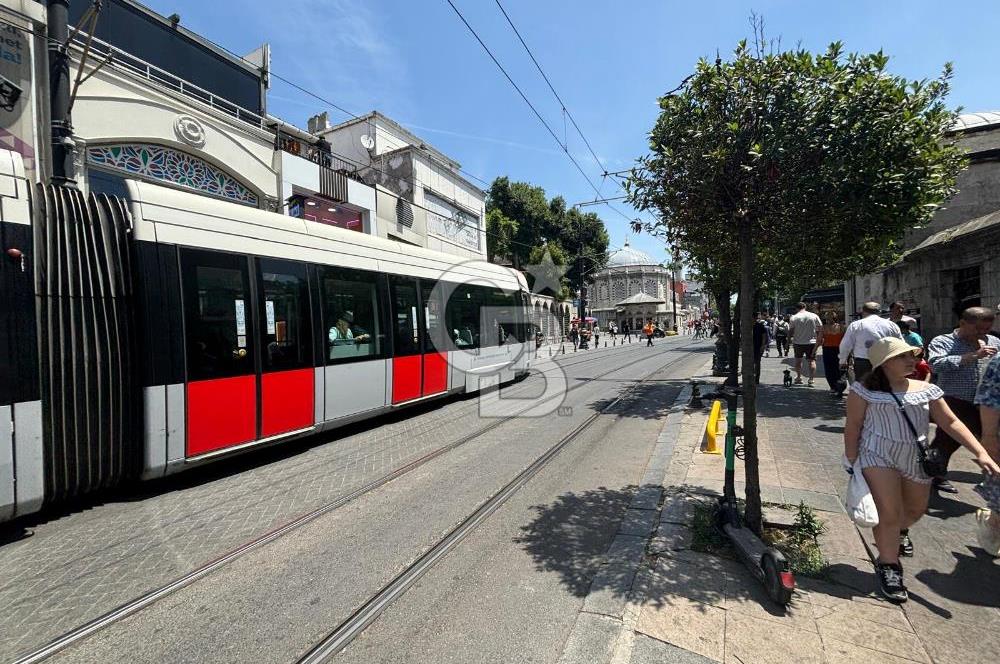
[761,551,795,605]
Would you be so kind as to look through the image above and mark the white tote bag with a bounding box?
[846,461,879,528]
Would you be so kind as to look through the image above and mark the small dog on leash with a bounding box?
[783,369,793,388]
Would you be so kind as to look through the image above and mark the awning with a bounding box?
[615,292,666,306]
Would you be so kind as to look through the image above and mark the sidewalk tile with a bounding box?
[822,637,928,664]
[660,493,709,524]
[630,633,720,664]
[649,522,692,553]
[635,594,725,663]
[630,485,663,511]
[638,555,727,608]
[557,612,620,664]
[815,605,930,663]
[722,566,817,633]
[620,508,659,537]
[724,609,824,664]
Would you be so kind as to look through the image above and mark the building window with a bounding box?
[424,190,480,251]
[88,144,258,206]
[952,265,981,317]
[289,194,363,232]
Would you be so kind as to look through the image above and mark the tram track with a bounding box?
[295,346,697,663]
[10,339,703,664]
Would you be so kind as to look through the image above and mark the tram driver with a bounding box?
[328,311,371,352]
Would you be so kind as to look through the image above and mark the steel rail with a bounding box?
[12,342,700,664]
[296,349,696,663]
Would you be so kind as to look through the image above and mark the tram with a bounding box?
[0,151,533,522]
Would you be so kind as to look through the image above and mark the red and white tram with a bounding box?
[0,151,533,522]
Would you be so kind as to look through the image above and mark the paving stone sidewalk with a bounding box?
[563,352,998,664]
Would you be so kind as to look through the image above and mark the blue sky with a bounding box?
[143,0,1000,265]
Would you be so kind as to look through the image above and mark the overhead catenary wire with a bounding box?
[6,14,631,251]
[492,0,607,175]
[444,1,640,229]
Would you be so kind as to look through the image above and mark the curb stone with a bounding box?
[557,359,714,664]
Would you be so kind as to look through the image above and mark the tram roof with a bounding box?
[126,180,525,291]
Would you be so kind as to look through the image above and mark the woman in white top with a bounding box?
[844,337,999,603]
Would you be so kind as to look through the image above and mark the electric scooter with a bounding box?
[699,384,796,605]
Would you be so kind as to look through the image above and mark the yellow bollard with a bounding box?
[702,400,723,454]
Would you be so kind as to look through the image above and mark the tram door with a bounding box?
[390,277,422,403]
[389,276,451,403]
[421,280,448,396]
[181,250,314,456]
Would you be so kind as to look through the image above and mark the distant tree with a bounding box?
[627,30,965,534]
[485,208,518,263]
[487,177,610,298]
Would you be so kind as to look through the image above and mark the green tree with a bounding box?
[627,35,964,534]
[487,177,610,299]
[485,208,518,263]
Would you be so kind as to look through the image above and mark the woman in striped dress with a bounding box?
[844,338,1000,603]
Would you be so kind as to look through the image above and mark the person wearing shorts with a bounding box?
[844,338,999,603]
[788,302,822,386]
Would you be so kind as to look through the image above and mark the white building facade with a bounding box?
[316,111,487,260]
[588,244,681,331]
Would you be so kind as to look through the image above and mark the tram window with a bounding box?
[180,249,254,381]
[446,284,482,349]
[391,277,421,357]
[319,267,383,363]
[488,289,519,345]
[421,280,446,353]
[258,259,312,372]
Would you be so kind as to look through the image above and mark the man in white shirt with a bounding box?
[838,301,902,380]
[788,302,823,386]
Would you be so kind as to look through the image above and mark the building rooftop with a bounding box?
[909,207,1000,255]
[605,243,658,268]
[951,111,1000,133]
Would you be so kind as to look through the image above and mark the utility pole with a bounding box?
[47,0,77,187]
[670,268,678,331]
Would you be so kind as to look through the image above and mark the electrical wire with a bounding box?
[492,0,606,174]
[3,14,621,256]
[443,0,604,198]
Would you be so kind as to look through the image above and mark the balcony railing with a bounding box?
[72,32,267,129]
[276,134,364,183]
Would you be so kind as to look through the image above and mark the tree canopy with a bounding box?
[625,34,966,534]
[626,39,965,297]
[486,176,610,296]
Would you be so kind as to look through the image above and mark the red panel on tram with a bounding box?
[423,351,448,395]
[187,375,256,456]
[261,368,314,437]
[392,355,422,403]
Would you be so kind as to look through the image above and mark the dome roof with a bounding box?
[952,111,1000,132]
[606,243,657,268]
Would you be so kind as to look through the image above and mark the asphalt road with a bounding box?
[5,337,712,664]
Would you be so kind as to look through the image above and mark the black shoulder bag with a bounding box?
[888,391,948,478]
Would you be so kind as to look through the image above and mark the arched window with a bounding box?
[88,144,258,206]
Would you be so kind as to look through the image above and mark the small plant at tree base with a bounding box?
[793,502,826,541]
[689,501,729,554]
[764,502,828,577]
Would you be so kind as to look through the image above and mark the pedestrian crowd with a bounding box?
[750,298,1000,603]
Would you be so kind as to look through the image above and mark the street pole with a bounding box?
[47,0,78,187]
[670,268,678,332]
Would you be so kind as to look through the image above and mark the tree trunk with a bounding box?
[739,218,762,535]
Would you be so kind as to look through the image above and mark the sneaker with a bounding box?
[794,377,803,385]
[875,562,908,604]
[899,530,914,557]
[807,378,814,387]
[934,478,959,494]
